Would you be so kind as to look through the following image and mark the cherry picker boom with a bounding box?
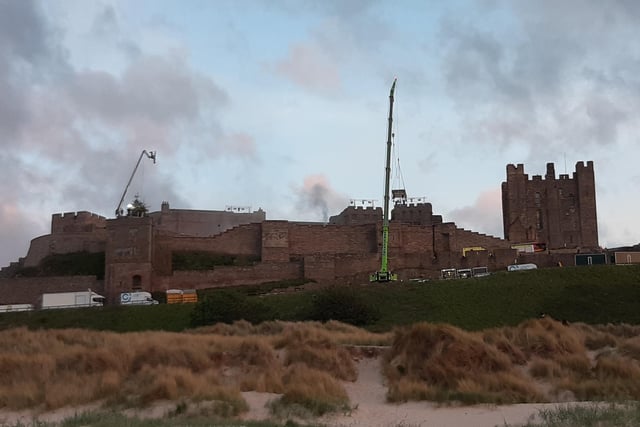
[370,79,398,283]
[115,150,156,217]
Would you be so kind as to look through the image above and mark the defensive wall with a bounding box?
[51,211,106,234]
[150,202,266,237]
[23,233,107,267]
[0,276,104,306]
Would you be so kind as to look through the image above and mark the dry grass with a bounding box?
[4,317,640,414]
[278,325,357,381]
[0,321,383,413]
[384,318,640,405]
[270,363,350,416]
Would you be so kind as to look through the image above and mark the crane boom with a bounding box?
[370,79,398,282]
[115,150,156,217]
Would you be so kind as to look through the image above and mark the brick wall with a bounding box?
[24,232,107,267]
[154,261,302,290]
[150,204,265,237]
[0,276,104,306]
[51,211,106,234]
[160,223,262,256]
[262,221,291,262]
[289,223,378,255]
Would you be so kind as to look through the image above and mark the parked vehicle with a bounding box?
[119,291,158,305]
[40,290,105,309]
[507,263,538,272]
[0,304,34,313]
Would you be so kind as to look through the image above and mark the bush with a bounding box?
[15,252,105,279]
[190,291,274,327]
[172,251,260,271]
[306,286,380,326]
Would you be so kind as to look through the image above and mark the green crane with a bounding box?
[370,78,399,283]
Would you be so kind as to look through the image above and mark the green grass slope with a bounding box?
[1,265,639,332]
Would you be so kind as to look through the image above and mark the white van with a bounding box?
[120,291,159,305]
[507,263,538,272]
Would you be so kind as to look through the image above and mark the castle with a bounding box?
[0,162,600,305]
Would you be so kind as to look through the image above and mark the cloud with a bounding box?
[273,43,342,92]
[439,1,640,159]
[294,174,349,222]
[447,188,503,238]
[269,0,391,93]
[0,1,258,266]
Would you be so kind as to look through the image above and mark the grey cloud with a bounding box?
[439,1,640,156]
[0,0,52,63]
[67,55,228,128]
[269,0,390,92]
[91,5,118,37]
[0,1,257,266]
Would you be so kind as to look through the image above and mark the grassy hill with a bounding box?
[1,264,639,332]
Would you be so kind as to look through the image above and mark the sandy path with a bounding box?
[242,356,586,427]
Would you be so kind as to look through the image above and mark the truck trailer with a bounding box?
[40,290,105,310]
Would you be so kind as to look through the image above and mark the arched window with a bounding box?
[132,275,142,290]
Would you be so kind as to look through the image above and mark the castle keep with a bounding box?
[502,161,598,250]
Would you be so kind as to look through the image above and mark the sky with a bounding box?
[1,0,639,267]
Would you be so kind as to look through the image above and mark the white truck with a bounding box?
[0,304,34,313]
[119,291,158,305]
[40,290,105,310]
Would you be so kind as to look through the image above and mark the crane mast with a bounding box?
[370,78,398,283]
[115,150,156,217]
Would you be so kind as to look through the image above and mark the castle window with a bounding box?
[536,210,543,230]
[534,192,541,208]
[132,275,142,290]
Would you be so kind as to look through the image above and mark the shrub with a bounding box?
[306,286,380,326]
[15,252,105,279]
[172,251,260,271]
[190,291,274,327]
[270,363,350,416]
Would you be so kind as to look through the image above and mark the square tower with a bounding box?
[501,161,598,250]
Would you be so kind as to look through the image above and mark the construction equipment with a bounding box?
[115,150,156,217]
[370,79,399,283]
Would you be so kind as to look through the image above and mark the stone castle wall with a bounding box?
[0,276,104,306]
[51,211,106,234]
[502,161,598,250]
[150,202,266,237]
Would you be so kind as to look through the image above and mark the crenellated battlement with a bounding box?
[575,160,594,171]
[51,211,106,234]
[329,206,382,225]
[506,163,526,176]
